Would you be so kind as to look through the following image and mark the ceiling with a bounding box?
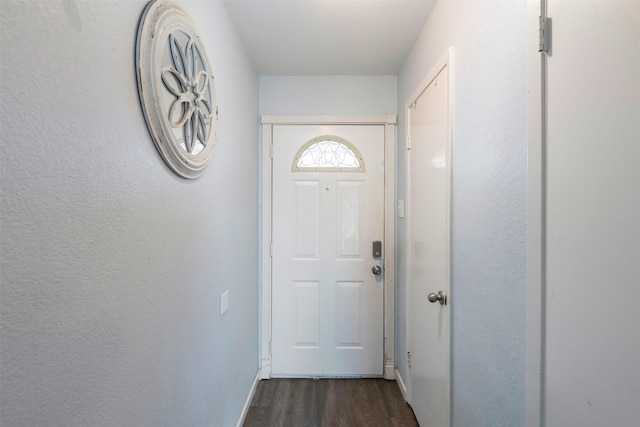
[222,0,437,75]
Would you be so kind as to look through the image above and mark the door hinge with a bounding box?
[269,340,272,354]
[406,135,411,150]
[538,15,551,53]
[270,242,273,257]
[269,143,273,158]
[407,351,412,368]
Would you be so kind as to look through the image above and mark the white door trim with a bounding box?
[526,1,545,426]
[260,115,397,379]
[404,47,453,413]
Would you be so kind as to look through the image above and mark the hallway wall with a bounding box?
[259,75,397,115]
[0,1,258,425]
[396,2,527,426]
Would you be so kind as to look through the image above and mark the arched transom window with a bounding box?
[292,135,365,172]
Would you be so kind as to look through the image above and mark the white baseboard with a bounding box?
[384,362,396,380]
[260,359,271,379]
[236,370,260,427]
[395,368,408,403]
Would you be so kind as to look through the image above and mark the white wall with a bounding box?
[259,75,397,115]
[397,2,527,426]
[0,1,258,425]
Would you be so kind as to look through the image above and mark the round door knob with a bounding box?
[372,265,382,276]
[427,291,447,305]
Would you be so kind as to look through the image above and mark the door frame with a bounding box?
[526,1,545,426]
[260,115,397,380]
[404,47,453,413]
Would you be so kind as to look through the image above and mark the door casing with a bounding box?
[260,115,397,380]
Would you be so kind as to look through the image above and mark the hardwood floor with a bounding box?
[243,378,419,427]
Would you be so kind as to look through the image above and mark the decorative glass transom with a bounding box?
[292,136,365,172]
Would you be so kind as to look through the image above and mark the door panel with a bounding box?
[294,281,319,347]
[294,181,320,258]
[335,281,363,347]
[408,54,451,426]
[337,181,363,257]
[271,125,385,377]
[544,2,640,425]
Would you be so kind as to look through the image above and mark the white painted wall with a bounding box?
[0,1,258,425]
[259,76,397,115]
[397,2,527,426]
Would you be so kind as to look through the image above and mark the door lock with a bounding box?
[372,241,382,258]
[372,265,382,276]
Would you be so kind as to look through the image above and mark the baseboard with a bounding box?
[395,368,408,403]
[384,362,396,380]
[236,370,260,427]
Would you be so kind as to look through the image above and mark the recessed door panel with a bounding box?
[294,181,320,259]
[335,281,363,348]
[294,281,320,347]
[337,181,363,258]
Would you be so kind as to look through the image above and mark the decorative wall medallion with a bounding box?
[136,0,218,179]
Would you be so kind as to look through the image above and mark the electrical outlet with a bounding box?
[221,290,229,315]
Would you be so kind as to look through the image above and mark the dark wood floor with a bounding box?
[243,378,419,427]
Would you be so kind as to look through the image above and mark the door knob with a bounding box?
[372,265,382,276]
[427,290,447,306]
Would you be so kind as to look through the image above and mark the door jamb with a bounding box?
[260,115,397,379]
[526,1,546,426]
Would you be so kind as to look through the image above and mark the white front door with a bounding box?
[407,51,451,426]
[271,124,385,377]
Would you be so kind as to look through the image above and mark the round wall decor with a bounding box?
[136,0,218,179]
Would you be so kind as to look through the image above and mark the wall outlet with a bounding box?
[220,290,229,315]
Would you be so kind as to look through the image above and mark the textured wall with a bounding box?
[396,2,527,426]
[0,1,258,426]
[259,75,397,116]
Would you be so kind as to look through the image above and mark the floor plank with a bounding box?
[243,379,418,427]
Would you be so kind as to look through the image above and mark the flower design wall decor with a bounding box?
[136,0,218,179]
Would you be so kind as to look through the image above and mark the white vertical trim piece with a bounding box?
[260,122,273,380]
[384,120,396,380]
[260,115,396,379]
[446,47,454,427]
[235,370,261,427]
[404,104,414,404]
[526,1,545,426]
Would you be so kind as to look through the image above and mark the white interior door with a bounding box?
[407,51,451,426]
[543,2,640,426]
[271,124,385,377]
